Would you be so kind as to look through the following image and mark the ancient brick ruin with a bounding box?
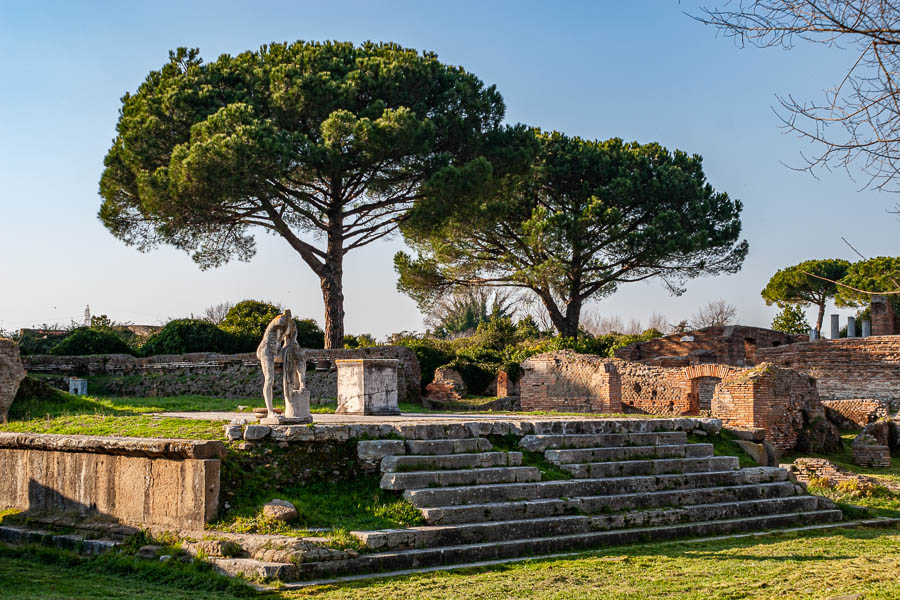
[521,351,840,451]
[614,325,805,366]
[757,336,900,412]
[871,295,900,336]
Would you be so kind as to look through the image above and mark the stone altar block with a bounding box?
[335,359,401,415]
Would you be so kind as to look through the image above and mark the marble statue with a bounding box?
[256,310,294,420]
[256,310,311,423]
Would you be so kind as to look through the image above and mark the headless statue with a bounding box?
[256,310,294,419]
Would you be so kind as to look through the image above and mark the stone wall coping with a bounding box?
[237,417,723,442]
[0,432,225,459]
[333,359,400,365]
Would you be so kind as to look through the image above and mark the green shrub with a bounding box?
[140,319,239,356]
[17,329,70,355]
[394,337,455,391]
[295,318,325,349]
[343,333,377,348]
[49,328,134,356]
[441,358,498,395]
[219,300,283,339]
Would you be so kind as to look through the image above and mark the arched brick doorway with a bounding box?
[682,364,732,414]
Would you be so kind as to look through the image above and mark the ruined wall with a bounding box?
[520,352,837,451]
[871,295,900,336]
[756,336,900,412]
[711,364,838,451]
[22,347,421,403]
[614,325,805,367]
[0,433,223,530]
[822,399,889,429]
[519,352,621,413]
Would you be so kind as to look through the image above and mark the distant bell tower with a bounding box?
[84,305,91,326]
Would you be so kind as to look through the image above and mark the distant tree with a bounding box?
[697,1,900,196]
[647,312,669,332]
[761,259,851,336]
[49,328,134,356]
[203,302,234,325]
[691,299,738,328]
[294,319,325,349]
[771,305,811,335]
[396,131,748,338]
[219,300,283,340]
[98,41,522,348]
[426,288,516,338]
[140,319,238,356]
[835,256,900,308]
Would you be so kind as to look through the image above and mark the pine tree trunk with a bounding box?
[815,303,825,336]
[320,266,345,349]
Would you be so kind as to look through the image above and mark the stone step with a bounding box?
[520,431,688,452]
[560,456,739,479]
[381,466,542,491]
[405,438,493,455]
[211,557,297,582]
[291,510,842,579]
[420,481,799,525]
[355,496,823,550]
[381,452,522,473]
[404,466,789,507]
[546,443,713,464]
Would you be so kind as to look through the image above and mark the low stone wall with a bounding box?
[822,399,889,429]
[22,347,421,404]
[756,337,900,412]
[0,433,224,530]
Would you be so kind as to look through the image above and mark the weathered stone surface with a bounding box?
[357,439,405,461]
[0,339,26,424]
[725,427,766,442]
[243,425,271,440]
[224,425,243,441]
[0,433,220,530]
[335,359,400,416]
[263,499,298,522]
[735,440,768,465]
[0,432,225,459]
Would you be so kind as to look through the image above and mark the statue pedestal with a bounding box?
[284,390,312,424]
[335,359,401,416]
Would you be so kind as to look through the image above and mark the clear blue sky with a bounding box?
[1,1,896,336]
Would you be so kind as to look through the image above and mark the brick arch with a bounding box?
[682,364,732,381]
[681,364,732,414]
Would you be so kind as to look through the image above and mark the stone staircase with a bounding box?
[277,423,841,580]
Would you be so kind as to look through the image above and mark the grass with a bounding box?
[489,434,572,480]
[211,473,424,537]
[3,526,900,599]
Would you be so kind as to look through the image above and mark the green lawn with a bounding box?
[2,526,900,599]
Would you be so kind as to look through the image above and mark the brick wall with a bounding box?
[871,295,899,336]
[756,336,900,413]
[821,399,888,428]
[711,365,834,451]
[519,352,622,413]
[614,325,805,366]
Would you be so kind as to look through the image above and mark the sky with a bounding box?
[1,0,897,338]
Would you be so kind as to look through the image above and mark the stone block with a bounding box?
[224,425,243,441]
[243,425,271,441]
[735,440,768,465]
[335,359,401,415]
[357,439,405,462]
